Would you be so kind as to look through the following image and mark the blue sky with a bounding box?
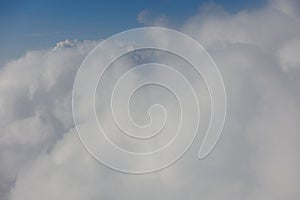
[0,0,264,65]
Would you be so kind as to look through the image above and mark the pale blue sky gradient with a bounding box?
[0,0,265,66]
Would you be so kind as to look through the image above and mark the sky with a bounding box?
[1,0,300,200]
[0,0,265,66]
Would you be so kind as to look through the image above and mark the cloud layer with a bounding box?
[0,0,300,199]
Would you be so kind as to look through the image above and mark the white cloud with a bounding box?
[0,39,97,200]
[278,37,300,70]
[0,0,300,200]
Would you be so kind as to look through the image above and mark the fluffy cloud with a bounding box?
[1,0,300,199]
[0,39,97,200]
[278,37,300,70]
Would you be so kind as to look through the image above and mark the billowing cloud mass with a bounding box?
[1,0,300,199]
